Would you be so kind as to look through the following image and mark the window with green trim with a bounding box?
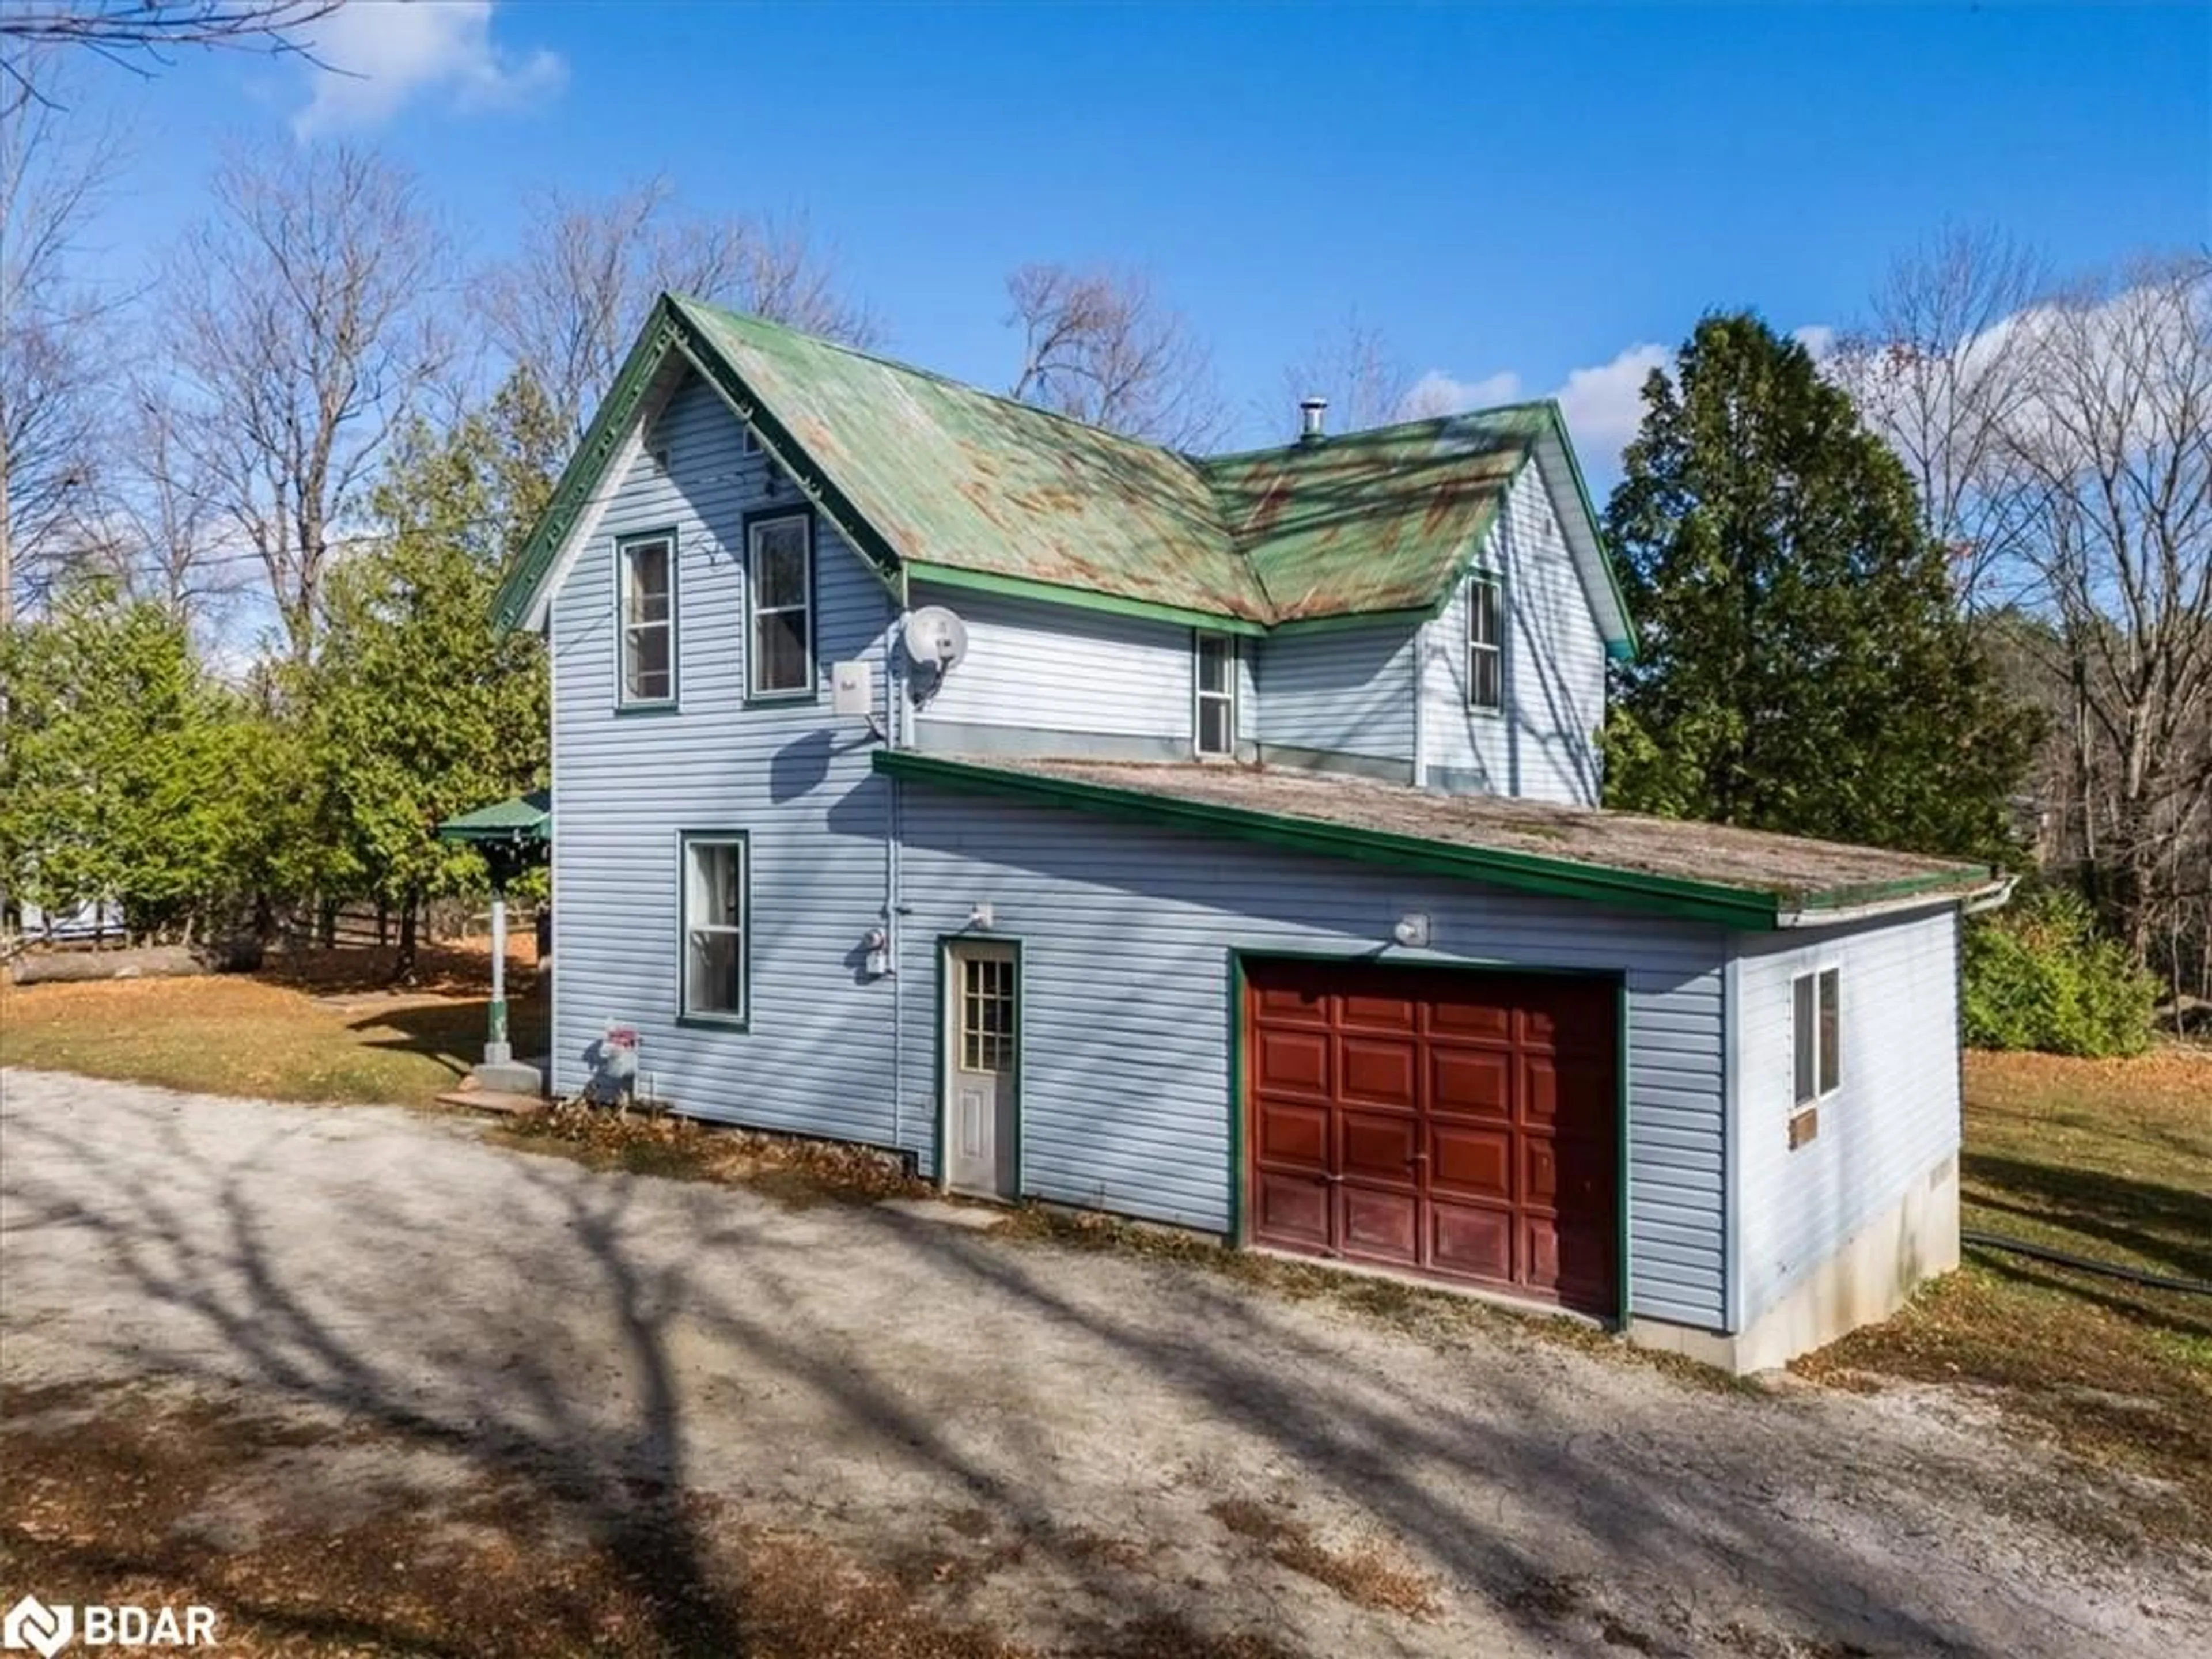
[682,834,747,1024]
[747,513,813,698]
[1467,571,1503,711]
[618,533,675,705]
[1792,967,1840,1108]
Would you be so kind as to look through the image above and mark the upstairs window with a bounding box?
[1194,632,1238,758]
[1467,570,1503,711]
[681,833,748,1025]
[747,513,814,699]
[618,532,676,706]
[1792,967,1842,1108]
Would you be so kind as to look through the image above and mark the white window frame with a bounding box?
[745,512,815,701]
[1193,631,1238,759]
[616,531,677,708]
[1466,569,1504,713]
[680,832,748,1028]
[1791,966,1842,1109]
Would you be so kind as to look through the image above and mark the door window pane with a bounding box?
[961,956,1016,1073]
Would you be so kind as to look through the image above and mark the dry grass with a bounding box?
[1205,1498,1440,1620]
[499,1100,933,1205]
[0,953,546,1107]
[995,1203,1760,1393]
[1798,1047,2212,1541]
[0,1382,1307,1659]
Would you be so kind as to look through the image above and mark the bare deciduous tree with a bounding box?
[1279,312,1414,439]
[1005,263,1227,450]
[167,141,452,665]
[0,77,120,627]
[1834,225,2049,611]
[478,177,881,440]
[2006,255,2212,973]
[1,2,342,115]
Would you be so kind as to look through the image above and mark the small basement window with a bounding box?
[747,513,814,699]
[1792,967,1841,1108]
[618,532,676,706]
[1467,570,1503,711]
[681,833,748,1025]
[1194,632,1238,759]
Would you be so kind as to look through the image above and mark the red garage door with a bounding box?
[1244,958,1619,1317]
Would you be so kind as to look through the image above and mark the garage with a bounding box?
[1244,957,1620,1317]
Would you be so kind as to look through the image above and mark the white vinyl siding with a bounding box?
[1256,623,1417,767]
[907,582,1228,755]
[1730,908,1961,1328]
[1423,464,1607,804]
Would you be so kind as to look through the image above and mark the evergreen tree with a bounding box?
[309,374,554,977]
[1603,313,2040,860]
[0,581,260,938]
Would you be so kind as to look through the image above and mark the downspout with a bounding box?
[1410,620,1429,788]
[885,605,906,1159]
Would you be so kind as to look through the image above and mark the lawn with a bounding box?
[1801,1047,2212,1538]
[0,945,547,1106]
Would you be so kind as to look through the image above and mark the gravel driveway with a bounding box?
[3,1069,2206,1657]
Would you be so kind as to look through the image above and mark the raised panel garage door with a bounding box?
[1244,957,1619,1317]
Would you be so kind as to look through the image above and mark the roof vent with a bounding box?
[1298,396,1328,445]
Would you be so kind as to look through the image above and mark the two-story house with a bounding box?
[494,294,1998,1372]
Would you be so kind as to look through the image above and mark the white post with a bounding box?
[485,889,511,1065]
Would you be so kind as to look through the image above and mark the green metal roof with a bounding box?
[495,295,1633,647]
[436,788,551,844]
[1203,410,1543,621]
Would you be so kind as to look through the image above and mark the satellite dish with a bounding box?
[902,605,969,673]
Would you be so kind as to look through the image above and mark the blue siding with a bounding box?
[548,370,902,1142]
[892,790,1730,1328]
[1424,465,1607,805]
[1728,908,1963,1326]
[1256,623,1417,767]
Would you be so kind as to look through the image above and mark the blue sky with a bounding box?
[56,0,2212,474]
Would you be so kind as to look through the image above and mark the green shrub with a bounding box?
[1963,887,2160,1057]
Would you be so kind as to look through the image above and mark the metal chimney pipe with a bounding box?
[1298,396,1328,445]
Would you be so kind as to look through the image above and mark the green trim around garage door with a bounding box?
[1228,947,1631,1327]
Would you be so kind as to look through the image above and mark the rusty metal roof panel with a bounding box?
[677,298,1269,620]
[1201,409,1544,621]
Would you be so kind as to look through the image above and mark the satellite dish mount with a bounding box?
[902,605,969,704]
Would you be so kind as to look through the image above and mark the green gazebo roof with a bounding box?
[436,789,551,845]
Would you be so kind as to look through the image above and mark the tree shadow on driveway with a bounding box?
[1,1079,2184,1657]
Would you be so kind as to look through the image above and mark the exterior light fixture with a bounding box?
[1392,912,1432,949]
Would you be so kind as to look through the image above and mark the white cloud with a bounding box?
[1549,342,1672,467]
[1793,323,1838,359]
[1396,368,1522,419]
[293,1,566,138]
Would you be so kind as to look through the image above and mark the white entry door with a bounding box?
[944,941,1018,1199]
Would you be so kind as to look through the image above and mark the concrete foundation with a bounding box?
[470,1057,546,1097]
[1630,1153,1961,1375]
